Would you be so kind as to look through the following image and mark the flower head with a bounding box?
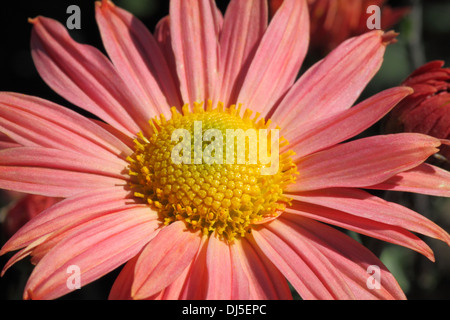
[385,60,450,162]
[0,0,449,300]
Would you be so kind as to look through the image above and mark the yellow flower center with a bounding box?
[127,101,297,242]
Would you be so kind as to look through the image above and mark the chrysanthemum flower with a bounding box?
[1,0,450,300]
[385,60,450,162]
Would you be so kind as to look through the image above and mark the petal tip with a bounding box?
[402,86,415,95]
[382,30,400,46]
[96,0,114,10]
[440,139,450,147]
[130,284,147,301]
[23,288,33,300]
[28,16,39,25]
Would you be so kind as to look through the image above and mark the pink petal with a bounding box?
[0,92,132,160]
[367,163,450,197]
[90,119,135,150]
[251,222,354,299]
[155,268,190,300]
[0,132,21,149]
[109,255,139,300]
[218,0,268,107]
[0,147,126,175]
[0,147,127,197]
[30,16,148,136]
[287,133,441,192]
[234,238,292,299]
[29,206,153,266]
[151,236,213,300]
[289,188,450,248]
[155,7,225,97]
[237,0,309,116]
[154,16,180,107]
[24,208,160,300]
[229,241,250,299]
[272,30,388,130]
[95,1,181,114]
[285,198,435,261]
[178,236,209,299]
[0,187,141,255]
[280,214,406,299]
[0,168,124,198]
[131,221,201,299]
[170,0,221,105]
[1,235,51,277]
[205,233,232,299]
[285,87,413,159]
[157,253,202,300]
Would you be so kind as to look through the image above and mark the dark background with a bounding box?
[0,0,449,300]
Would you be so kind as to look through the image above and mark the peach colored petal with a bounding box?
[285,87,413,159]
[280,214,406,299]
[1,235,51,276]
[0,92,132,160]
[29,206,155,266]
[287,133,441,192]
[131,221,201,300]
[178,236,209,299]
[284,199,435,261]
[95,1,181,114]
[149,236,213,300]
[233,238,292,299]
[0,147,127,197]
[289,188,450,248]
[24,208,159,300]
[0,132,20,149]
[108,255,139,300]
[229,241,250,299]
[30,17,149,136]
[251,222,353,299]
[156,255,200,300]
[0,187,141,255]
[237,0,309,117]
[367,163,450,197]
[0,147,126,176]
[0,169,125,198]
[218,0,268,107]
[205,233,232,299]
[265,219,361,299]
[170,0,221,105]
[154,16,181,107]
[90,119,135,150]
[272,30,387,129]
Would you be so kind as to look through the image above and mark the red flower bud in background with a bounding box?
[1,193,61,237]
[385,60,450,163]
[270,0,410,55]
